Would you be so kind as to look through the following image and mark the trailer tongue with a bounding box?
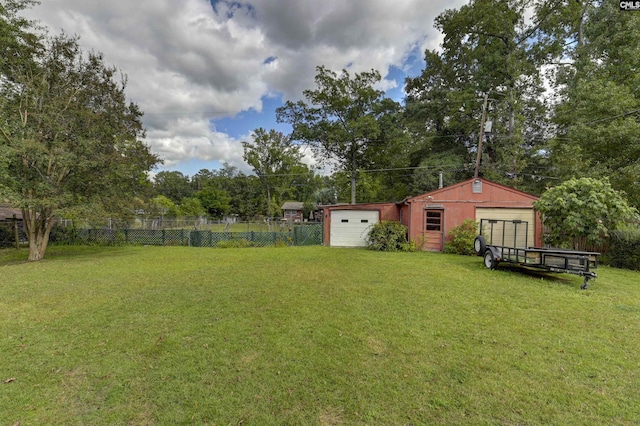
[474,219,599,289]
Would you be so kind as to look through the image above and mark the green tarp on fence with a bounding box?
[56,224,323,248]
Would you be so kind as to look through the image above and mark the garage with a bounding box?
[321,178,542,250]
[329,210,379,247]
[403,178,542,250]
[475,207,536,247]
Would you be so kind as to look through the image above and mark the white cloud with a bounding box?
[24,0,466,175]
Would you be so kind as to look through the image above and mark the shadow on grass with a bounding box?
[457,255,579,288]
[497,264,577,287]
[0,244,138,266]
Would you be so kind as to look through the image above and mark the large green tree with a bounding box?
[405,0,551,193]
[242,128,307,218]
[0,22,160,260]
[196,187,231,219]
[192,165,264,219]
[545,0,640,207]
[276,66,401,204]
[153,170,193,203]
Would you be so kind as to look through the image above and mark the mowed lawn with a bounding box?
[1,246,639,425]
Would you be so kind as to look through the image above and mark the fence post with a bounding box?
[125,229,129,244]
[162,229,166,246]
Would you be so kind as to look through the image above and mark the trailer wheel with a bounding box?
[474,235,486,255]
[484,249,497,270]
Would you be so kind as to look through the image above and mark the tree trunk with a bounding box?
[508,88,517,176]
[265,183,272,232]
[350,146,357,204]
[22,207,55,262]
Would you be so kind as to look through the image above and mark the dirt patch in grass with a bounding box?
[318,406,345,425]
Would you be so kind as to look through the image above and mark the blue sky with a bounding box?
[25,0,465,177]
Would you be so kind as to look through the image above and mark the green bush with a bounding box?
[273,237,293,247]
[607,226,640,271]
[216,238,255,248]
[0,224,14,248]
[367,221,414,252]
[534,177,638,250]
[48,226,80,245]
[444,219,478,256]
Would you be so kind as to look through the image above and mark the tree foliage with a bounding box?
[547,0,640,207]
[153,171,193,203]
[405,0,553,194]
[196,187,230,218]
[277,66,402,204]
[178,197,205,218]
[0,17,160,260]
[150,195,178,218]
[607,226,640,271]
[242,128,306,218]
[192,164,264,219]
[534,178,638,250]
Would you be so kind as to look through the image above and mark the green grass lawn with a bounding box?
[2,246,639,425]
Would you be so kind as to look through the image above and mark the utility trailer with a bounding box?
[474,219,599,289]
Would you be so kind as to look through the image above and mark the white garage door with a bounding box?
[330,210,379,247]
[475,207,536,247]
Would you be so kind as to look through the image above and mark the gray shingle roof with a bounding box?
[281,202,304,211]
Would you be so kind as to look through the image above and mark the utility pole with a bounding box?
[474,93,489,178]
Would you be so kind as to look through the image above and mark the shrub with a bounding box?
[0,224,14,248]
[48,226,80,245]
[273,237,293,248]
[367,221,414,252]
[444,219,479,256]
[534,177,638,250]
[607,226,640,271]
[216,238,255,248]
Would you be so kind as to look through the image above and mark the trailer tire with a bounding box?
[484,249,497,270]
[474,235,486,255]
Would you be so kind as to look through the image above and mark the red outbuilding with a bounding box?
[321,177,543,251]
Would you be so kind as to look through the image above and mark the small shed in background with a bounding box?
[0,204,22,224]
[321,178,542,250]
[0,204,24,247]
[281,201,305,222]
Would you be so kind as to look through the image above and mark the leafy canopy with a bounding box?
[534,177,638,250]
[242,128,306,218]
[0,12,160,260]
[277,66,400,204]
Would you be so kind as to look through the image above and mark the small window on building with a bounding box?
[361,219,368,223]
[341,219,349,223]
[426,211,442,231]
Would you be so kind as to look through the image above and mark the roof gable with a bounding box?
[407,177,539,203]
